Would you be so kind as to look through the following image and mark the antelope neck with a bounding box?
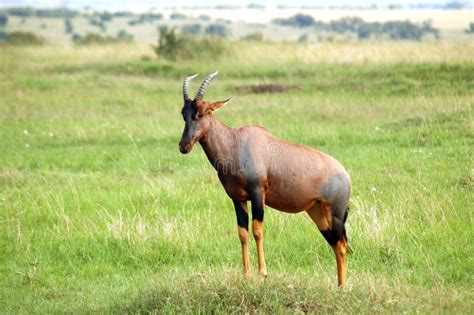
[199,114,237,167]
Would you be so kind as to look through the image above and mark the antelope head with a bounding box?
[179,71,232,154]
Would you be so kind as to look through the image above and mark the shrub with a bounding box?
[3,31,45,45]
[35,8,77,18]
[113,11,133,17]
[5,7,35,17]
[170,13,187,20]
[0,14,8,28]
[73,32,116,45]
[330,17,365,33]
[466,22,474,34]
[248,3,265,9]
[182,24,202,35]
[153,27,225,61]
[129,13,162,26]
[117,29,134,42]
[5,7,77,18]
[421,20,440,39]
[71,33,81,43]
[64,18,73,34]
[273,14,315,27]
[242,32,263,41]
[89,18,106,32]
[199,15,211,21]
[0,31,6,42]
[99,12,113,23]
[298,33,309,43]
[205,24,230,38]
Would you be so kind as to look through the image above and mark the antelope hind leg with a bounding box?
[307,203,348,288]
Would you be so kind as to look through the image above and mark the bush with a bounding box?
[0,31,6,42]
[421,20,440,39]
[298,33,309,43]
[5,7,78,18]
[3,31,45,45]
[205,24,230,38]
[199,15,211,21]
[0,14,8,28]
[99,12,113,23]
[5,7,35,17]
[64,18,73,34]
[113,11,133,17]
[35,8,77,18]
[129,13,162,26]
[170,13,187,20]
[248,3,265,9]
[153,27,225,61]
[273,14,315,27]
[182,24,202,35]
[73,33,117,45]
[330,17,365,33]
[117,29,134,42]
[89,18,106,32]
[242,32,263,41]
[465,22,474,34]
[72,33,81,42]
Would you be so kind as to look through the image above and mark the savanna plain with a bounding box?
[0,41,473,313]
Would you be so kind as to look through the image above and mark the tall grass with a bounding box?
[0,41,473,313]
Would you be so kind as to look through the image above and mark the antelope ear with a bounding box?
[208,98,232,112]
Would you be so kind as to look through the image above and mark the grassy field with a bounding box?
[0,41,473,313]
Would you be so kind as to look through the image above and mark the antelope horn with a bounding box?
[195,71,218,100]
[183,74,198,101]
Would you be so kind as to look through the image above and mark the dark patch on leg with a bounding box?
[320,216,347,246]
[320,230,339,246]
[233,200,249,230]
[342,207,352,253]
[250,194,264,222]
[251,202,264,222]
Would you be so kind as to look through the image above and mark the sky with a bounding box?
[0,0,467,11]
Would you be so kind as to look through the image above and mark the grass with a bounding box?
[0,41,473,313]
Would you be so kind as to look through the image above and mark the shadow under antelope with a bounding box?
[178,72,351,288]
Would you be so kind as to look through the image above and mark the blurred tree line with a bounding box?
[273,14,440,40]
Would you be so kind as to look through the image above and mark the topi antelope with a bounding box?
[178,71,351,288]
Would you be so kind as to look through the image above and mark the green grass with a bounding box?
[0,42,473,313]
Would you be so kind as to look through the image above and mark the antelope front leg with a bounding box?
[233,200,250,277]
[333,239,348,288]
[251,193,267,280]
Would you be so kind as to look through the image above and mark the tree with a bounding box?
[4,31,46,45]
[117,29,134,42]
[465,22,474,34]
[273,14,315,27]
[182,24,202,35]
[64,18,73,34]
[205,24,230,38]
[0,14,8,28]
[153,27,181,60]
